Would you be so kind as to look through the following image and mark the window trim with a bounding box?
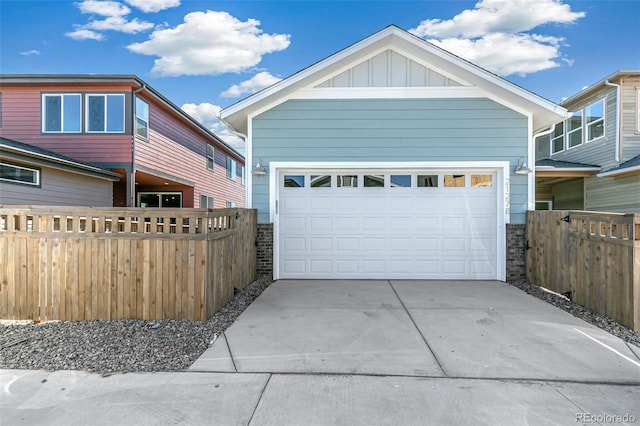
[135,97,149,140]
[226,201,237,208]
[137,191,183,207]
[550,122,564,155]
[85,93,125,134]
[42,93,82,133]
[241,165,246,186]
[199,194,214,208]
[585,99,605,143]
[206,144,215,171]
[0,162,41,187]
[636,88,640,132]
[566,110,583,150]
[226,157,237,181]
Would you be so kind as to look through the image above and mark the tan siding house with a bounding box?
[535,70,640,213]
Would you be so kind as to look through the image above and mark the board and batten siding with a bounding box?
[252,98,529,223]
[0,84,133,164]
[585,174,640,213]
[0,166,113,206]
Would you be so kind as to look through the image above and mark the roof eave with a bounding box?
[597,164,640,178]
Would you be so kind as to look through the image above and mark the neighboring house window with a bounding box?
[135,97,149,140]
[138,192,182,207]
[551,122,564,154]
[0,162,40,186]
[200,194,214,208]
[637,89,640,132]
[86,94,125,133]
[42,94,81,132]
[226,157,236,180]
[567,110,582,148]
[226,201,236,208]
[206,144,215,170]
[585,99,604,142]
[241,165,246,186]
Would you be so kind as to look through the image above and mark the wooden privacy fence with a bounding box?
[0,206,257,322]
[526,210,639,331]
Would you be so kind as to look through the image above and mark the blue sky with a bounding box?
[1,0,639,151]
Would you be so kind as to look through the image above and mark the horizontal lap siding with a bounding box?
[135,99,244,209]
[0,84,133,163]
[252,98,528,223]
[0,166,113,206]
[621,79,640,161]
[585,174,640,213]
[550,87,617,168]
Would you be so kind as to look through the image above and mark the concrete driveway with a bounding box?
[191,279,640,382]
[4,280,640,425]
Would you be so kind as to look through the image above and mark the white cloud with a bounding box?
[220,71,281,98]
[19,49,41,56]
[67,0,154,40]
[181,102,245,153]
[66,28,105,40]
[124,0,180,13]
[127,11,291,76]
[409,0,585,77]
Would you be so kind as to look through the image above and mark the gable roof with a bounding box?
[1,137,121,181]
[221,25,568,134]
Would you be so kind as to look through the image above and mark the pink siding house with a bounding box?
[0,75,245,208]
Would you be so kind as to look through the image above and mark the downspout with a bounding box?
[131,83,146,207]
[604,79,621,162]
[217,114,249,206]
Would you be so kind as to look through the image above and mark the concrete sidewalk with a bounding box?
[3,280,640,425]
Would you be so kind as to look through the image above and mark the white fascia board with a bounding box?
[536,167,601,172]
[597,164,640,177]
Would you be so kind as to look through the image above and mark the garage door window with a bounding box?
[284,175,305,187]
[444,175,465,187]
[310,175,331,187]
[390,175,411,187]
[337,175,358,187]
[364,175,384,187]
[471,175,493,188]
[418,175,438,187]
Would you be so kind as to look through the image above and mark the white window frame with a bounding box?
[135,97,149,140]
[226,157,236,181]
[0,162,40,186]
[241,165,246,186]
[85,94,125,133]
[585,99,605,143]
[566,110,583,150]
[42,93,82,133]
[636,88,640,132]
[206,144,215,171]
[226,201,236,208]
[200,194,214,208]
[137,191,182,207]
[550,122,564,155]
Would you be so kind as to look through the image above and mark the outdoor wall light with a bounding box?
[252,159,267,176]
[514,158,533,175]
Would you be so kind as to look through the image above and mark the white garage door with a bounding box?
[277,170,500,279]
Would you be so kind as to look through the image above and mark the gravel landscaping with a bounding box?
[0,276,273,375]
[508,280,640,348]
[1,277,638,375]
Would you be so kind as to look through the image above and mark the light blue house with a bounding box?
[221,26,567,281]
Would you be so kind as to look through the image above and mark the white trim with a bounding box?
[527,113,535,210]
[84,93,126,134]
[269,161,509,281]
[41,93,82,133]
[246,116,253,208]
[293,86,485,99]
[536,167,601,172]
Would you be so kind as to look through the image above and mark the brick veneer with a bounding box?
[506,223,527,281]
[256,223,274,277]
